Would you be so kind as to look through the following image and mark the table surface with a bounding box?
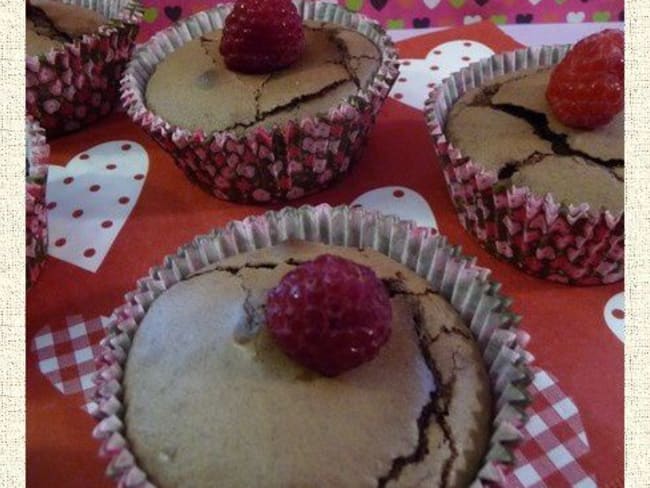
[26,22,624,488]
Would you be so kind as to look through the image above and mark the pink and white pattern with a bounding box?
[26,0,141,137]
[134,0,624,42]
[26,119,50,289]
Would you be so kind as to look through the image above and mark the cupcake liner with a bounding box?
[26,0,142,137]
[90,204,533,487]
[424,45,624,285]
[120,1,400,203]
[26,117,50,289]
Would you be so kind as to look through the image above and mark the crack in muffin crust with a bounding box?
[492,103,623,169]
[377,298,460,488]
[27,4,73,43]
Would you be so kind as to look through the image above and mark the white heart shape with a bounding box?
[566,11,586,23]
[603,292,624,342]
[424,39,495,71]
[351,186,438,230]
[46,141,149,272]
[463,15,482,25]
[390,40,494,111]
[529,0,542,5]
[423,0,441,9]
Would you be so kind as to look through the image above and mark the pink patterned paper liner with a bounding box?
[90,204,533,487]
[120,1,400,203]
[26,117,50,289]
[424,45,624,286]
[26,0,142,137]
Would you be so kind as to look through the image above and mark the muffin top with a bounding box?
[446,68,623,214]
[145,22,382,135]
[124,240,492,488]
[26,0,106,57]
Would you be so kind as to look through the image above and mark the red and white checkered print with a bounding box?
[505,370,595,487]
[32,315,109,412]
[31,316,595,486]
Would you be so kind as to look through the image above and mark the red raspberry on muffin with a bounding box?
[546,29,624,129]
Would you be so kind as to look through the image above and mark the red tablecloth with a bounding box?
[26,22,623,487]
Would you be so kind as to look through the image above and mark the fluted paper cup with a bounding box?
[424,46,624,285]
[26,0,142,137]
[90,204,533,487]
[26,117,50,288]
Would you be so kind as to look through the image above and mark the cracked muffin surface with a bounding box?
[123,241,491,488]
[446,67,623,214]
[26,0,107,57]
[144,22,382,135]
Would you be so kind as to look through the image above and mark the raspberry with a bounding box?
[546,29,624,129]
[219,0,305,74]
[265,254,392,377]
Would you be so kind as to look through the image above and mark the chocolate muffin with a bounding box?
[145,22,382,135]
[122,1,398,202]
[123,241,492,488]
[446,68,623,214]
[425,43,624,284]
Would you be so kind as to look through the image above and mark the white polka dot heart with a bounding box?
[351,186,438,230]
[46,141,149,273]
[603,292,624,343]
[390,39,494,111]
